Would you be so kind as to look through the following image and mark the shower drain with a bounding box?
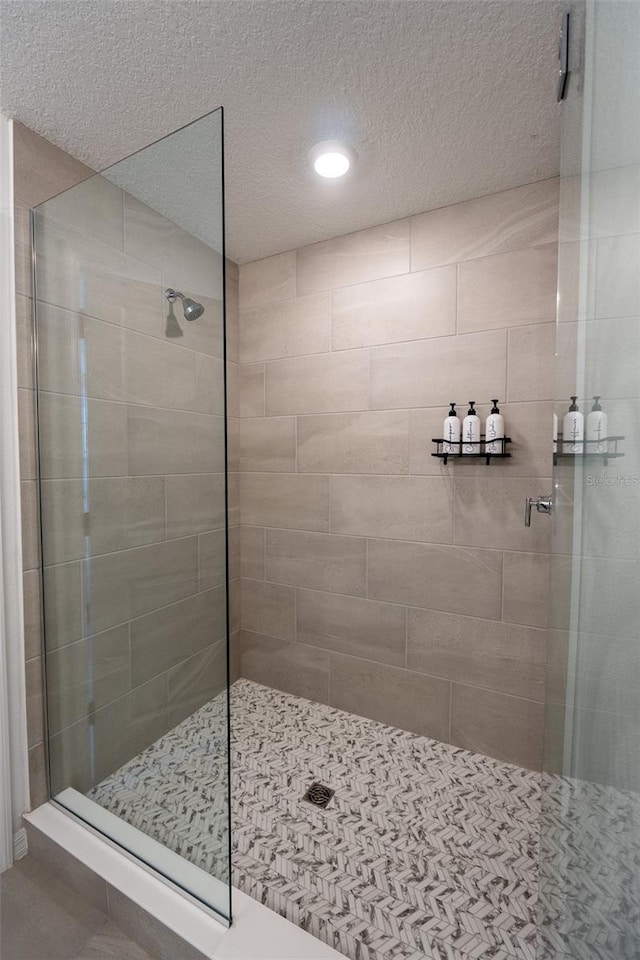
[302,782,335,809]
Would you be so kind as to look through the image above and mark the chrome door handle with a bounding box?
[525,496,553,527]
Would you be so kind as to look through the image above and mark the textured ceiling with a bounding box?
[0,0,562,263]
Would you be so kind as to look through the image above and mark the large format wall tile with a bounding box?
[240,293,330,362]
[507,323,555,402]
[594,234,640,320]
[13,121,92,207]
[17,126,237,808]
[236,183,557,770]
[450,683,544,770]
[49,674,169,794]
[369,330,507,410]
[411,179,559,270]
[123,194,222,300]
[407,608,546,701]
[330,475,453,543]
[23,569,43,661]
[198,528,227,591]
[297,220,410,294]
[453,477,551,553]
[40,477,165,565]
[123,329,197,410]
[367,539,502,618]
[165,474,225,537]
[34,217,164,337]
[39,394,127,479]
[16,294,34,390]
[14,203,32,298]
[40,174,124,249]
[297,411,410,475]
[196,354,225,416]
[240,417,296,472]
[21,481,40,572]
[502,552,550,627]
[239,363,265,418]
[241,578,296,641]
[240,473,330,531]
[86,537,199,634]
[296,589,406,666]
[127,406,225,475]
[239,251,297,309]
[18,388,36,480]
[167,641,227,728]
[46,624,130,734]
[331,266,456,350]
[329,654,450,742]
[457,244,557,333]
[265,350,369,416]
[240,526,266,580]
[43,561,83,649]
[266,529,367,596]
[25,657,45,748]
[241,631,329,702]
[130,586,226,686]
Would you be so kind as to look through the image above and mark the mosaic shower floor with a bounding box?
[91,678,541,960]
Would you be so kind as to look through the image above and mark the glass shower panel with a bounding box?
[32,108,230,920]
[539,2,640,956]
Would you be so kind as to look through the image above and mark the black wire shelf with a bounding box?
[554,435,624,466]
[431,436,512,465]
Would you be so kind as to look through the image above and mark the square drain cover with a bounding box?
[302,782,335,809]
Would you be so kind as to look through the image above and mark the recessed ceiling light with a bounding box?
[309,141,356,179]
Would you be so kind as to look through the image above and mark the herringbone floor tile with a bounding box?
[91,679,541,960]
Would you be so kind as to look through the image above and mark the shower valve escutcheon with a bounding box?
[524,496,553,527]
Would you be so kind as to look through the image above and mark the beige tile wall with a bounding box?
[238,178,559,770]
[13,123,239,804]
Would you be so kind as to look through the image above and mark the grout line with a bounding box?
[243,317,555,368]
[34,294,224,361]
[243,627,546,705]
[37,387,226,421]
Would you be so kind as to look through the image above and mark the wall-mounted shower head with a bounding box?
[165,288,205,322]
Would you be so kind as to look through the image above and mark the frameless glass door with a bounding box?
[539,3,640,955]
[33,108,231,920]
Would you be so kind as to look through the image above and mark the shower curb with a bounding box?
[24,803,345,960]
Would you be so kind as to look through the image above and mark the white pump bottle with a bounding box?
[462,401,480,455]
[485,399,505,454]
[586,396,608,453]
[443,402,461,454]
[563,396,584,453]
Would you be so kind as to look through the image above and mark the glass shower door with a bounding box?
[32,108,231,920]
[539,3,640,956]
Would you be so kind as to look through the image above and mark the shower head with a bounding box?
[165,288,205,322]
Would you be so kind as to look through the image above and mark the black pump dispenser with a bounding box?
[490,399,500,414]
[592,396,602,411]
[448,402,457,417]
[467,401,477,416]
[569,396,579,411]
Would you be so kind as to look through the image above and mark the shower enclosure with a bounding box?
[539,1,640,955]
[31,108,231,920]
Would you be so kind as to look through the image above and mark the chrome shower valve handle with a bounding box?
[525,495,553,527]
